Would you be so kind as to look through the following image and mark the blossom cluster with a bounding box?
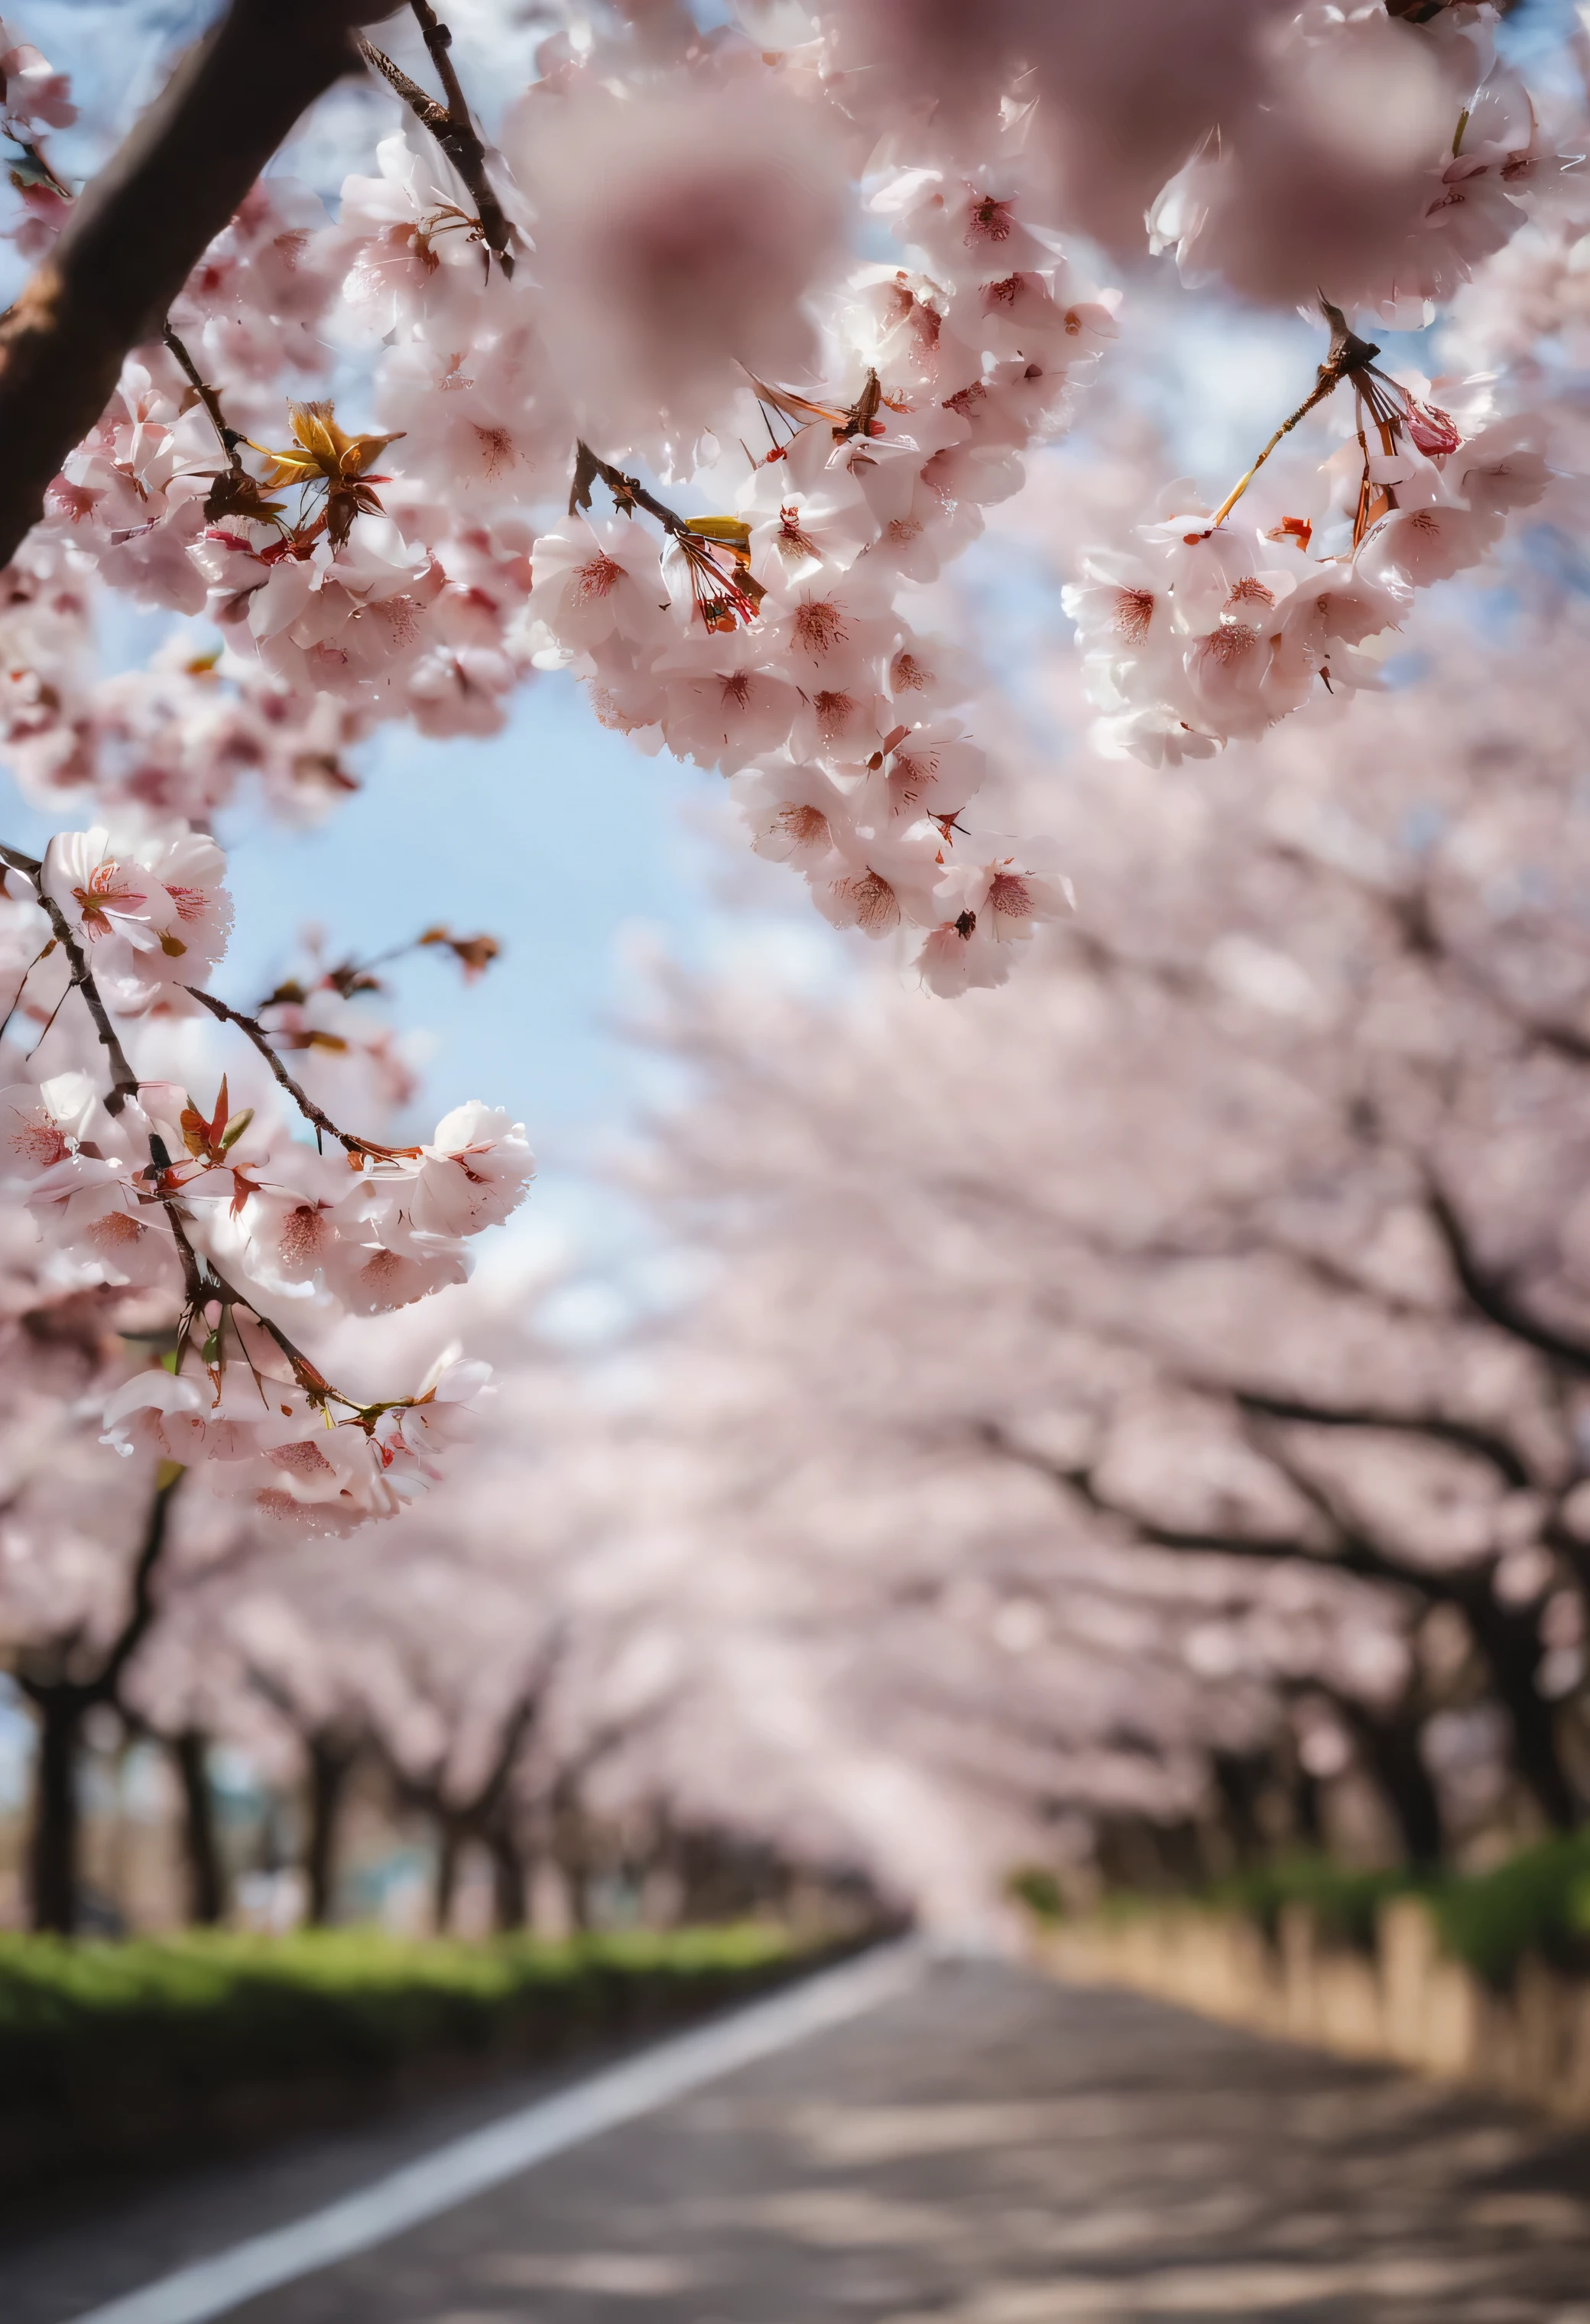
[1146,3,1546,320]
[0,1,1565,992]
[8,78,1109,989]
[524,199,1108,994]
[1066,391,1550,768]
[0,836,533,1532]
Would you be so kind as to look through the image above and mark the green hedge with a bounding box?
[0,1923,823,2200]
[1424,1836,1590,1986]
[1014,1836,1590,1990]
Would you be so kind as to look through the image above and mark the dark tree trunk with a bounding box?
[27,1691,83,1935]
[433,1820,461,1935]
[1355,1709,1444,1872]
[172,1728,224,1926]
[1292,1760,1325,1851]
[488,1826,526,1932]
[1464,1591,1582,1834]
[304,1735,355,1926]
[14,1476,183,1933]
[1210,1751,1272,1869]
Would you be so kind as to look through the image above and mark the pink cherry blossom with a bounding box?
[409,1102,535,1238]
[508,73,848,449]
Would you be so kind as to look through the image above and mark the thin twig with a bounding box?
[209,1262,339,1400]
[7,135,71,202]
[0,842,141,1113]
[1209,300,1381,530]
[358,17,514,273]
[569,443,768,629]
[149,1144,339,1401]
[408,0,472,125]
[161,321,244,472]
[569,440,699,540]
[183,985,365,1155]
[0,855,369,1413]
[0,938,50,1044]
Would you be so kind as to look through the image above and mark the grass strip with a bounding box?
[0,1921,818,2191]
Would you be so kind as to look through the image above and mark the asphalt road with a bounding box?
[13,1955,1590,2324]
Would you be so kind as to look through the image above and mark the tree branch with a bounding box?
[1425,1180,1590,1377]
[1229,1417,1457,1602]
[183,986,366,1155]
[357,8,514,273]
[0,1,404,573]
[1230,1386,1536,1491]
[161,320,245,476]
[0,841,141,1113]
[97,1470,184,1702]
[973,1418,1338,1568]
[12,1470,184,1706]
[569,440,703,544]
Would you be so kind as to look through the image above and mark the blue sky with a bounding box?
[222,682,722,1149]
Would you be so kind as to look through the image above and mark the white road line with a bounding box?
[68,1939,924,2324]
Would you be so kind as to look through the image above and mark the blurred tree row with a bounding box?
[10,508,1590,1933]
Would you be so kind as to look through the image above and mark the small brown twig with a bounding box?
[838,370,882,443]
[183,985,365,1155]
[204,1261,339,1401]
[407,0,472,126]
[0,842,141,1114]
[569,442,767,631]
[162,322,288,524]
[358,11,514,273]
[147,1132,342,1401]
[161,321,245,474]
[742,366,883,451]
[569,441,697,541]
[0,849,382,1418]
[8,135,72,202]
[1209,299,1381,530]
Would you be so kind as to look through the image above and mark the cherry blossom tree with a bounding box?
[610,517,1590,1884]
[0,0,1567,1554]
[0,0,1582,1924]
[0,921,521,1927]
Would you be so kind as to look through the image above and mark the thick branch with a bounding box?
[0,2,401,573]
[1022,1202,1553,1493]
[380,1651,553,1826]
[1231,1418,1463,1602]
[978,1414,1456,1612]
[14,1472,182,1708]
[1362,860,1590,1068]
